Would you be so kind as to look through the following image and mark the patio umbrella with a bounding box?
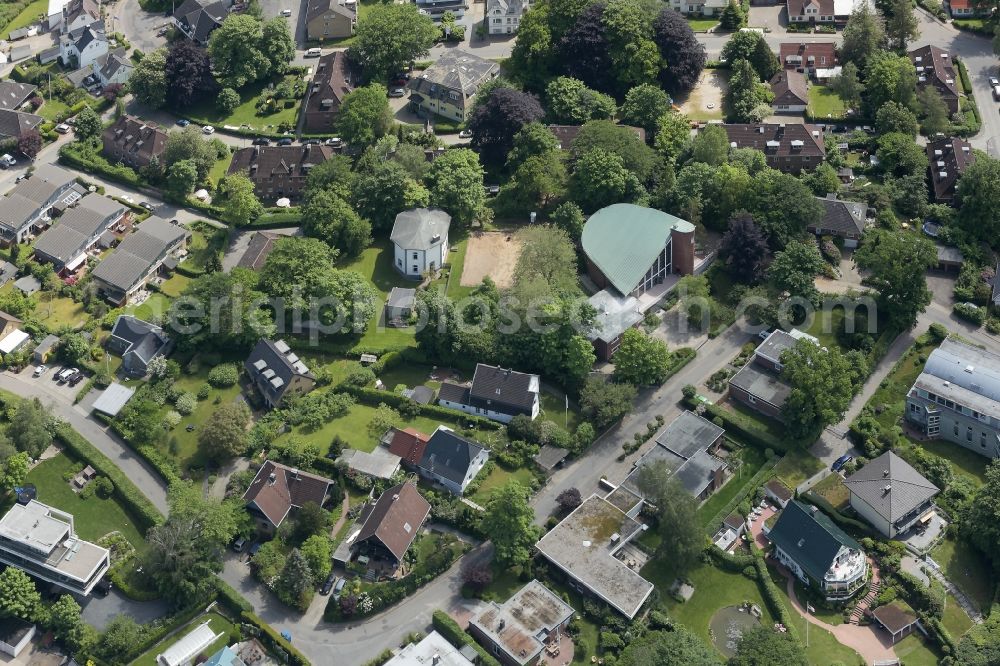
[275,197,291,208]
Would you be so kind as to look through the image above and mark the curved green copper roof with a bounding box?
[581,204,694,295]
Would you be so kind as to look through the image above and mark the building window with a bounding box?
[412,265,418,273]
[968,426,973,442]
[412,252,418,260]
[954,424,959,437]
[747,395,757,404]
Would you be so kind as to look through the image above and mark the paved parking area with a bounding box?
[15,366,82,403]
[748,5,787,30]
[260,0,307,45]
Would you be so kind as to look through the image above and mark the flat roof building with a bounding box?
[0,500,110,596]
[469,580,574,666]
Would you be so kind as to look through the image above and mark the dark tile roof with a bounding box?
[729,362,792,407]
[654,410,724,459]
[244,338,314,405]
[533,445,568,472]
[237,231,281,271]
[469,364,539,416]
[354,482,430,562]
[229,144,335,185]
[390,208,451,251]
[243,460,333,528]
[386,427,430,465]
[0,81,36,111]
[927,137,973,202]
[843,451,938,524]
[770,70,808,107]
[723,123,825,159]
[909,45,960,102]
[303,52,353,119]
[102,115,168,168]
[779,42,837,69]
[109,315,169,364]
[768,500,862,584]
[306,0,355,23]
[871,602,919,635]
[766,479,794,502]
[0,108,42,140]
[812,194,868,238]
[91,217,187,291]
[418,427,486,486]
[438,380,471,404]
[407,50,499,112]
[174,0,228,42]
[34,193,126,263]
[786,0,834,18]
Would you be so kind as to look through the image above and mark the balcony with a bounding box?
[822,551,868,599]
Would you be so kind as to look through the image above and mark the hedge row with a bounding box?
[216,578,254,614]
[665,347,696,381]
[954,56,974,95]
[702,457,778,536]
[799,491,875,536]
[431,611,502,666]
[338,384,505,431]
[953,19,992,35]
[241,611,311,666]
[682,396,792,453]
[753,555,800,641]
[707,544,755,572]
[99,413,183,486]
[93,599,210,665]
[241,210,303,228]
[59,143,142,187]
[53,423,164,530]
[923,615,957,656]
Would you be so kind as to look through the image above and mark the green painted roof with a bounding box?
[581,204,695,295]
[768,500,863,585]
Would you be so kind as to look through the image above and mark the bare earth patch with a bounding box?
[677,70,729,121]
[460,232,523,288]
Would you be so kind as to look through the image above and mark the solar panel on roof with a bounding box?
[270,377,284,388]
[253,359,267,370]
[274,340,290,353]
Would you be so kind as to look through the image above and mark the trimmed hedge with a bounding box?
[754,554,800,641]
[707,544,755,572]
[682,396,792,453]
[216,578,254,614]
[241,210,303,228]
[59,142,142,187]
[241,611,311,666]
[954,56,974,95]
[702,457,778,536]
[98,412,183,486]
[799,491,875,536]
[432,611,502,666]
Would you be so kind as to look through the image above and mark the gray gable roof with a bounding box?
[13,164,76,206]
[418,427,486,486]
[0,193,42,232]
[469,363,538,415]
[0,109,42,141]
[407,50,499,111]
[109,315,169,365]
[0,81,36,111]
[244,338,314,404]
[654,410,724,459]
[813,195,868,237]
[843,451,938,523]
[91,217,187,290]
[768,500,862,584]
[389,208,450,251]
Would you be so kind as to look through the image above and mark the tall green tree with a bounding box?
[875,100,919,136]
[862,52,916,118]
[781,340,856,439]
[636,461,703,576]
[74,105,102,141]
[426,149,487,227]
[0,567,40,621]
[918,86,950,136]
[612,329,672,386]
[335,84,393,146]
[198,402,252,459]
[219,174,263,225]
[8,398,52,459]
[841,0,885,70]
[259,16,295,76]
[731,627,808,666]
[721,30,778,81]
[854,228,935,329]
[724,58,773,123]
[127,48,168,108]
[654,110,692,163]
[302,189,371,257]
[545,76,617,124]
[830,61,863,108]
[883,0,918,50]
[569,148,643,211]
[349,4,438,82]
[690,123,729,166]
[955,155,1000,246]
[601,0,661,93]
[579,376,636,429]
[207,14,269,89]
[512,226,579,294]
[352,162,430,231]
[747,169,823,248]
[620,84,672,135]
[480,482,541,567]
[767,240,826,305]
[619,628,720,666]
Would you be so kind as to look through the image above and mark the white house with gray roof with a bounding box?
[33,193,126,273]
[390,208,450,279]
[843,451,938,538]
[905,337,1000,458]
[59,24,107,69]
[244,339,316,409]
[416,425,488,496]
[407,50,499,121]
[487,0,528,34]
[0,164,79,245]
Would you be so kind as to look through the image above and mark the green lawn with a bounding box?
[209,153,233,188]
[695,445,767,527]
[468,465,535,506]
[26,453,146,550]
[37,98,71,122]
[3,0,46,35]
[179,227,226,275]
[942,591,974,638]
[808,85,848,121]
[184,77,301,131]
[893,633,943,666]
[802,305,845,352]
[443,237,472,301]
[720,400,786,443]
[538,389,580,433]
[132,612,237,666]
[913,439,987,485]
[337,239,418,352]
[377,362,442,393]
[686,16,719,30]
[35,293,87,329]
[126,293,172,322]
[810,472,850,510]
[160,273,192,298]
[774,449,824,489]
[931,537,994,613]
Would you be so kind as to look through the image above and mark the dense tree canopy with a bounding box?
[955,155,1000,247]
[349,4,438,83]
[767,240,826,305]
[782,340,858,439]
[721,30,779,81]
[336,84,393,147]
[854,229,936,329]
[619,628,720,666]
[302,189,371,257]
[207,15,270,89]
[731,627,809,666]
[724,58,773,123]
[545,76,617,124]
[166,40,214,109]
[469,87,545,165]
[352,161,430,231]
[128,48,168,108]
[636,461,703,576]
[841,0,885,71]
[426,149,487,228]
[481,482,540,567]
[652,7,705,95]
[198,401,252,459]
[720,213,770,284]
[620,83,672,135]
[613,329,673,385]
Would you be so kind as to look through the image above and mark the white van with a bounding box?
[306,47,322,58]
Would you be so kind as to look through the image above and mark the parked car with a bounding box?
[14,174,26,183]
[389,77,407,87]
[758,328,773,341]
[333,577,346,597]
[485,184,500,196]
[252,137,271,145]
[993,85,1000,101]
[57,367,78,384]
[281,8,292,15]
[139,201,156,211]
[176,119,190,127]
[831,454,854,472]
[320,574,337,595]
[306,47,322,57]
[325,137,342,147]
[301,138,321,145]
[32,365,47,378]
[55,123,71,134]
[458,130,473,139]
[68,372,85,387]
[990,76,999,87]
[277,137,293,146]
[51,366,64,381]
[202,125,215,135]
[232,536,247,552]
[0,154,16,168]
[388,87,406,98]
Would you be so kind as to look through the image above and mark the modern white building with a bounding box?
[389,208,450,279]
[0,501,110,597]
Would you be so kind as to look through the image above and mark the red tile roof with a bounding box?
[386,427,430,465]
[779,42,837,69]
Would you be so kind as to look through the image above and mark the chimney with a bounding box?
[883,484,892,494]
[392,493,400,501]
[432,656,440,666]
[291,468,300,480]
[809,505,819,516]
[499,619,506,630]
[882,469,889,477]
[268,472,276,485]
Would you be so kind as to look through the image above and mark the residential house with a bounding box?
[385,631,476,666]
[415,0,468,20]
[233,231,281,271]
[547,124,646,151]
[767,500,869,600]
[927,137,973,204]
[948,0,982,16]
[770,70,809,113]
[384,427,431,465]
[487,0,529,35]
[407,50,499,122]
[765,479,794,508]
[469,580,574,666]
[242,460,333,534]
[871,602,921,644]
[669,0,727,15]
[389,208,450,279]
[0,82,36,111]
[779,42,837,75]
[61,0,100,35]
[32,193,126,273]
[0,311,23,350]
[305,0,356,40]
[712,512,747,551]
[0,109,42,143]
[90,217,187,305]
[438,363,540,424]
[0,500,110,596]
[616,410,728,502]
[244,338,316,409]
[59,25,108,69]
[419,426,489,496]
[102,115,168,170]
[46,0,69,31]
[0,164,79,245]
[729,328,819,420]
[301,52,353,133]
[535,495,654,618]
[32,334,59,364]
[808,193,869,247]
[843,451,939,538]
[722,123,826,174]
[586,290,643,362]
[348,481,430,569]
[385,287,416,323]
[106,315,171,376]
[172,0,229,45]
[336,447,401,481]
[91,48,133,87]
[228,144,335,200]
[909,45,960,115]
[905,337,1000,458]
[786,0,860,23]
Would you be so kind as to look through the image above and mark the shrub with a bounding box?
[175,392,197,415]
[208,363,239,387]
[431,611,501,666]
[954,302,986,325]
[94,476,114,498]
[197,383,211,399]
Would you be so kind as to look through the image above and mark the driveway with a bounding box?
[109,0,169,54]
[80,589,170,630]
[0,372,169,514]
